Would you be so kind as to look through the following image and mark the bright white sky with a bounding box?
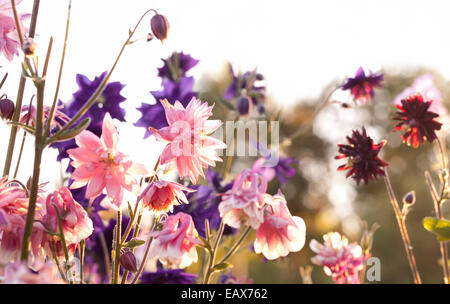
[1,0,450,205]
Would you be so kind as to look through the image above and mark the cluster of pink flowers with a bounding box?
[310,232,365,284]
[0,0,29,61]
[219,169,306,260]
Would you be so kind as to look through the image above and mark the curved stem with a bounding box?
[48,9,156,144]
[217,225,251,265]
[383,170,422,284]
[130,234,154,284]
[12,95,34,178]
[203,221,225,284]
[44,0,71,139]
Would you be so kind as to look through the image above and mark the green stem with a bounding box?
[217,226,251,265]
[44,0,71,139]
[19,82,45,261]
[203,221,225,284]
[47,9,156,144]
[113,210,122,284]
[383,170,422,284]
[79,239,85,284]
[3,0,40,177]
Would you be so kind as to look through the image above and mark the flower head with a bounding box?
[393,93,442,148]
[20,104,70,130]
[0,98,14,120]
[218,169,270,229]
[157,52,199,82]
[41,187,93,246]
[150,13,169,42]
[341,67,383,103]
[150,97,226,184]
[335,127,388,185]
[135,52,198,138]
[0,0,29,61]
[224,65,265,113]
[140,179,195,213]
[310,232,365,284]
[149,212,201,269]
[51,72,127,164]
[67,113,153,209]
[254,191,306,260]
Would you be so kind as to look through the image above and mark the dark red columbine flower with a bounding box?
[393,93,442,148]
[342,67,383,103]
[335,127,388,185]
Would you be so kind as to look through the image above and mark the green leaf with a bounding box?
[50,117,91,143]
[123,239,146,249]
[423,217,450,241]
[212,262,233,272]
[7,121,36,135]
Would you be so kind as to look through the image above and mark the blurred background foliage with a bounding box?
[188,65,450,284]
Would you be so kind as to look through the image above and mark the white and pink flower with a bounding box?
[140,179,194,213]
[218,169,270,229]
[310,232,365,284]
[68,112,153,209]
[41,187,93,246]
[254,191,306,260]
[149,212,201,269]
[150,98,226,184]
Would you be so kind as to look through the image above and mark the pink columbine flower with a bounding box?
[149,212,201,269]
[0,177,45,263]
[310,232,365,284]
[67,112,153,209]
[20,104,70,130]
[139,179,195,213]
[3,261,65,284]
[41,187,93,246]
[218,169,270,229]
[150,98,226,184]
[254,190,306,260]
[0,0,29,61]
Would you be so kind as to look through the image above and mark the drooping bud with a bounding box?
[237,96,252,116]
[0,98,14,120]
[119,250,138,273]
[402,190,416,205]
[150,13,169,42]
[22,38,37,57]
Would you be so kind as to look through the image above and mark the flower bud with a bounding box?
[237,96,251,116]
[0,98,14,120]
[150,13,169,42]
[22,38,37,57]
[119,250,138,273]
[402,190,416,205]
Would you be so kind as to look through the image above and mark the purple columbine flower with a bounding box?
[51,72,127,166]
[135,52,198,138]
[139,269,197,284]
[157,52,199,82]
[135,77,197,138]
[341,67,383,103]
[173,169,235,237]
[224,64,265,113]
